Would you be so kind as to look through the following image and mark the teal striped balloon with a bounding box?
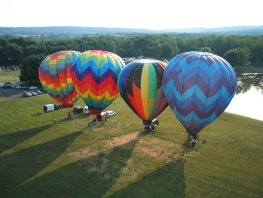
[162,51,237,135]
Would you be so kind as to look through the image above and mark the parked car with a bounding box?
[30,91,38,96]
[105,110,116,118]
[3,81,14,88]
[73,106,83,113]
[36,90,44,94]
[15,85,23,89]
[29,86,38,90]
[23,92,32,97]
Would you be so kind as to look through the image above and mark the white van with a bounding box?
[84,106,90,114]
[44,104,54,112]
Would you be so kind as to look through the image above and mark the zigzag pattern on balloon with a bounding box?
[162,51,237,134]
[71,50,124,115]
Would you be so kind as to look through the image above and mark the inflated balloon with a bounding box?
[39,50,80,108]
[71,50,125,115]
[162,51,237,135]
[118,59,168,128]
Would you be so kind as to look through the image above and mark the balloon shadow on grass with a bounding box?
[0,124,52,154]
[109,159,185,198]
[12,133,142,198]
[0,131,82,198]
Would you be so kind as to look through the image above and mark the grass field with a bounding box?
[234,66,263,75]
[0,70,20,83]
[0,90,263,198]
[0,70,263,198]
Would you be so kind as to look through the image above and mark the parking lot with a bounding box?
[0,88,25,100]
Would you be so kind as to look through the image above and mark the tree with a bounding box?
[223,48,250,68]
[20,54,45,86]
[160,43,175,59]
[4,42,23,65]
[199,47,212,53]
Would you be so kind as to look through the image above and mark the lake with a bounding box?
[226,74,263,121]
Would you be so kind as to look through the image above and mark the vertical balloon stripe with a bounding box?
[128,82,146,120]
[148,64,157,118]
[118,60,167,122]
[141,64,149,118]
[148,64,157,98]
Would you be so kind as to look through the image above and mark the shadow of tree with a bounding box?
[109,159,185,198]
[0,131,82,197]
[31,112,45,117]
[10,133,142,198]
[0,124,52,154]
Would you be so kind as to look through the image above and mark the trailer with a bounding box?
[43,104,54,113]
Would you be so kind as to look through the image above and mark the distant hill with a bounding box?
[0,26,263,36]
[172,26,263,35]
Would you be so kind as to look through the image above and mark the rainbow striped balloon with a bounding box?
[118,60,167,124]
[71,50,125,115]
[39,50,80,108]
[162,51,237,135]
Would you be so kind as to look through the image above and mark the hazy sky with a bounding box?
[1,0,262,30]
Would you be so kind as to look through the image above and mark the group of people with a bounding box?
[88,114,107,126]
[66,110,74,119]
[188,133,199,147]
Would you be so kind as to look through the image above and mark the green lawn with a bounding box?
[0,93,262,198]
[234,66,263,75]
[0,70,20,83]
[0,70,263,197]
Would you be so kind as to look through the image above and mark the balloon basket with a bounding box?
[187,133,199,147]
[143,119,159,133]
[88,115,107,127]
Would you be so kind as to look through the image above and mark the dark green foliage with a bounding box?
[20,54,45,86]
[0,34,263,85]
[223,48,250,67]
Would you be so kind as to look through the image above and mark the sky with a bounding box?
[0,0,262,30]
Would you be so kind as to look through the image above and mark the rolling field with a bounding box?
[0,92,262,198]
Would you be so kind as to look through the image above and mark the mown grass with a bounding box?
[0,92,262,198]
[0,70,20,83]
[234,66,263,75]
[0,70,263,198]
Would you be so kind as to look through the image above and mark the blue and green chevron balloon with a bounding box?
[71,50,125,115]
[162,51,237,135]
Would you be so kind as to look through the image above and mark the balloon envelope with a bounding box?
[162,51,237,134]
[118,59,167,124]
[39,50,80,108]
[71,50,125,115]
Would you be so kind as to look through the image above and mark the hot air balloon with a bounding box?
[39,50,80,109]
[162,51,237,145]
[71,50,125,124]
[118,59,168,132]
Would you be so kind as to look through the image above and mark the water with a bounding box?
[226,74,263,121]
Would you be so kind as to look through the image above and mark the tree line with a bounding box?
[0,34,263,85]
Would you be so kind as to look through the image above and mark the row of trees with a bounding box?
[0,34,263,85]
